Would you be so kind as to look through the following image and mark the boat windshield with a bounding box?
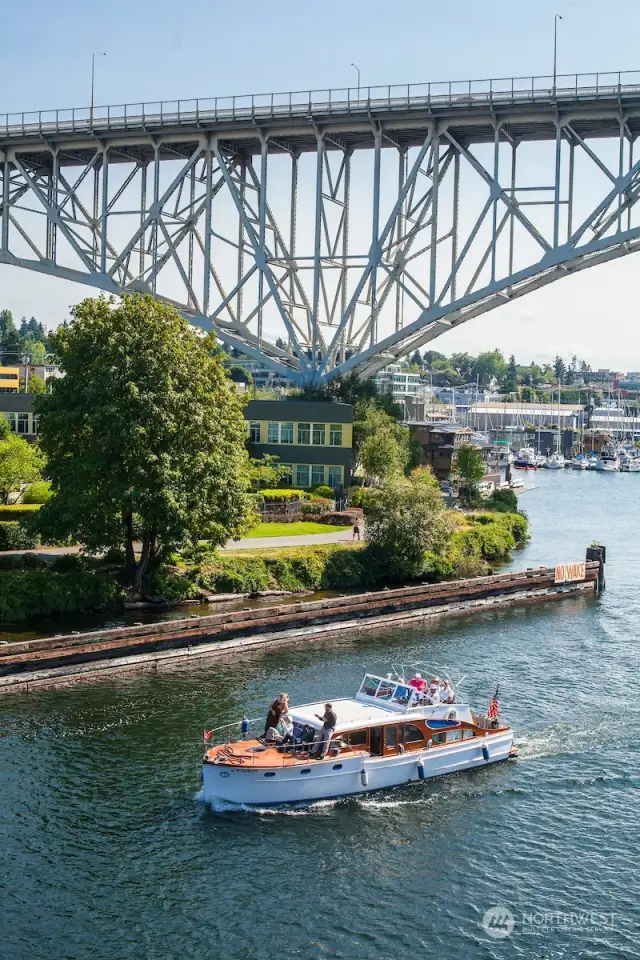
[358,674,415,708]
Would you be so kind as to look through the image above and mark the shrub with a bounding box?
[0,554,27,571]
[260,489,306,502]
[311,485,334,499]
[0,521,40,551]
[103,546,126,564]
[22,482,53,505]
[22,552,48,569]
[0,570,122,622]
[146,567,200,601]
[51,554,87,573]
[300,497,333,517]
[317,509,362,526]
[485,488,519,513]
[0,504,42,521]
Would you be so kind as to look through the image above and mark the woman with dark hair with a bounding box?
[263,693,289,737]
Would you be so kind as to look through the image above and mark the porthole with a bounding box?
[300,768,311,775]
[219,771,230,778]
[264,771,276,778]
[332,763,343,770]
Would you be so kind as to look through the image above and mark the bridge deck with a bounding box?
[3,73,640,162]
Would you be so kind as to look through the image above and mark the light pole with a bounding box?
[351,62,361,99]
[553,14,563,94]
[90,51,107,125]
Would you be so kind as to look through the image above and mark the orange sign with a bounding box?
[554,561,586,584]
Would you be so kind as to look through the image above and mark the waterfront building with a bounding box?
[469,401,586,432]
[372,364,423,399]
[409,420,498,484]
[245,399,354,488]
[0,366,20,393]
[0,393,38,439]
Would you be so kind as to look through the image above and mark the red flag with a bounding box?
[487,684,500,719]
[203,730,213,742]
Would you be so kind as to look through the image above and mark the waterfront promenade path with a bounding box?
[0,527,357,558]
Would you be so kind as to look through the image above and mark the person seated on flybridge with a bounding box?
[408,672,427,693]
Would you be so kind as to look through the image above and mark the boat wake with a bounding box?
[515,718,626,761]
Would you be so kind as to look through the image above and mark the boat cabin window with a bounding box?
[385,726,397,750]
[432,729,464,743]
[402,724,424,744]
[462,729,476,739]
[346,729,368,747]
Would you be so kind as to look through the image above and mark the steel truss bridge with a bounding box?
[3,70,640,384]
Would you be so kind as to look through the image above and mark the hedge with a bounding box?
[259,489,306,502]
[0,504,42,521]
[0,570,122,622]
[0,521,40,551]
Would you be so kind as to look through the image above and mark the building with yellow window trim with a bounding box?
[245,399,354,488]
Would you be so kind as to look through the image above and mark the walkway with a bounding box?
[0,528,359,558]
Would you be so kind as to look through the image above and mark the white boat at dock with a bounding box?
[202,672,514,806]
[547,453,566,470]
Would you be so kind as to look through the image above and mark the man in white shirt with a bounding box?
[439,680,455,704]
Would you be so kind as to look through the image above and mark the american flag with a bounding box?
[487,685,500,719]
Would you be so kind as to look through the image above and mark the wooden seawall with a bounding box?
[0,561,600,693]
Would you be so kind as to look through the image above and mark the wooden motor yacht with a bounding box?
[202,672,515,806]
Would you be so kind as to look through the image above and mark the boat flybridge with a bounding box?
[202,671,515,806]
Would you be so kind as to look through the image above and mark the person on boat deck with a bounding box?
[408,672,427,693]
[439,680,455,704]
[425,679,441,704]
[264,693,289,737]
[311,703,337,758]
[277,713,296,746]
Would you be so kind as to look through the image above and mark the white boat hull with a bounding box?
[596,460,619,472]
[202,731,514,806]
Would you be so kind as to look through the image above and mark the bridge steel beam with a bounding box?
[3,73,640,383]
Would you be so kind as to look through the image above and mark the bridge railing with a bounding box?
[3,70,640,138]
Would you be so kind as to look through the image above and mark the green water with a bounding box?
[1,470,638,959]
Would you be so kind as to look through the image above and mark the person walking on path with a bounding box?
[352,521,361,541]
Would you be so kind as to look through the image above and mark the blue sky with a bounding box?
[2,0,640,367]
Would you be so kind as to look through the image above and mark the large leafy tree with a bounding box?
[36,294,254,588]
[453,443,486,506]
[354,400,411,484]
[363,475,452,580]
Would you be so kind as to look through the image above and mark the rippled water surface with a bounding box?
[1,470,639,959]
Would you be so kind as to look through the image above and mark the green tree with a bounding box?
[36,294,254,589]
[472,349,507,385]
[363,475,452,580]
[229,365,250,384]
[248,454,288,489]
[453,443,486,506]
[554,356,566,385]
[354,401,411,483]
[26,373,47,395]
[410,349,423,367]
[23,339,47,364]
[0,431,45,504]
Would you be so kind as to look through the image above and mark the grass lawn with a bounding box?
[244,521,351,538]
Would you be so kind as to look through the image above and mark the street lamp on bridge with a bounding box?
[553,14,563,95]
[351,62,361,100]
[90,51,107,125]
